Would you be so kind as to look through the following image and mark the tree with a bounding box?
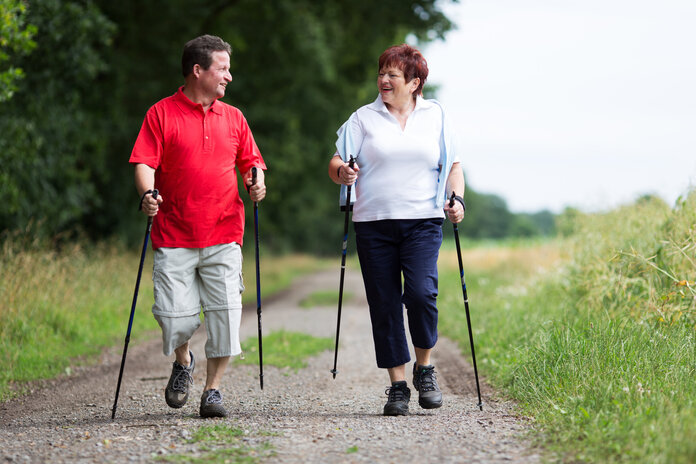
[0,0,115,237]
[0,0,36,102]
[456,188,514,239]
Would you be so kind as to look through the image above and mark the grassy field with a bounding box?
[438,193,696,463]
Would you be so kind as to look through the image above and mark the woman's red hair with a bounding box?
[378,44,429,96]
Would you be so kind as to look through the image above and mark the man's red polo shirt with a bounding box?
[129,87,266,249]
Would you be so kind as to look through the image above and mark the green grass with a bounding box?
[0,240,161,397]
[299,290,352,308]
[236,330,333,371]
[438,193,696,463]
[157,424,274,463]
[0,239,330,401]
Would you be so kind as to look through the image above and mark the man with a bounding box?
[129,35,266,418]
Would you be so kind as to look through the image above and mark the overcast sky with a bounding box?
[423,0,696,213]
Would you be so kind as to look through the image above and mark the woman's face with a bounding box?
[378,65,419,108]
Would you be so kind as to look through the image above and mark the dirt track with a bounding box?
[0,269,540,463]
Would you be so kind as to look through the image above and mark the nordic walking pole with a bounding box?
[251,167,264,390]
[112,189,159,420]
[331,155,355,379]
[450,192,483,411]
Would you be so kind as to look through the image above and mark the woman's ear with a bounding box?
[411,77,420,93]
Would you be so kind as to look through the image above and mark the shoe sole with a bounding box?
[383,405,409,416]
[200,406,228,418]
[419,399,443,409]
[166,399,186,409]
[165,390,189,409]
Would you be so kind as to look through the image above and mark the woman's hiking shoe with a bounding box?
[165,351,195,409]
[200,389,228,418]
[383,381,410,416]
[413,363,443,409]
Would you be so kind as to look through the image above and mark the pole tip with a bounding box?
[330,369,338,379]
[478,402,484,411]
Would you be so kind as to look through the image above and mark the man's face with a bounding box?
[198,50,232,100]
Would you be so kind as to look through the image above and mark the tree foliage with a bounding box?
[0,0,114,237]
[454,186,556,239]
[0,0,36,102]
[0,0,555,251]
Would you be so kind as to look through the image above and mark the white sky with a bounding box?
[423,0,696,213]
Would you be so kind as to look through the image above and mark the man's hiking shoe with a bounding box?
[413,363,443,409]
[200,389,228,418]
[383,380,410,416]
[165,351,195,408]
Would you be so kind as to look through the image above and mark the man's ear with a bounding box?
[192,64,201,78]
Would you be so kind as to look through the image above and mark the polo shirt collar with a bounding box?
[174,86,223,114]
[209,99,223,114]
[367,94,431,114]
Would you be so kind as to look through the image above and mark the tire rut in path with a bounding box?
[0,269,540,463]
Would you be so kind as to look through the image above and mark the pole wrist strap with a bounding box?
[139,189,153,211]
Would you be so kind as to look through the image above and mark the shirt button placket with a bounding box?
[203,115,210,151]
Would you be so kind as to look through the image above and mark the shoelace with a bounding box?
[171,364,194,393]
[385,386,407,402]
[204,389,223,405]
[416,367,438,392]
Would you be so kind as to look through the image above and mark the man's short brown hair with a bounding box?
[181,35,232,77]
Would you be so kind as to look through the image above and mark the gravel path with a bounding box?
[0,269,540,463]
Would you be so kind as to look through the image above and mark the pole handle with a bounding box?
[251,167,257,186]
[146,189,159,227]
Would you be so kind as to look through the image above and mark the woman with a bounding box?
[328,44,465,416]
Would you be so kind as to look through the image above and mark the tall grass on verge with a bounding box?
[566,194,696,327]
[0,235,331,402]
[0,238,160,400]
[438,192,696,463]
